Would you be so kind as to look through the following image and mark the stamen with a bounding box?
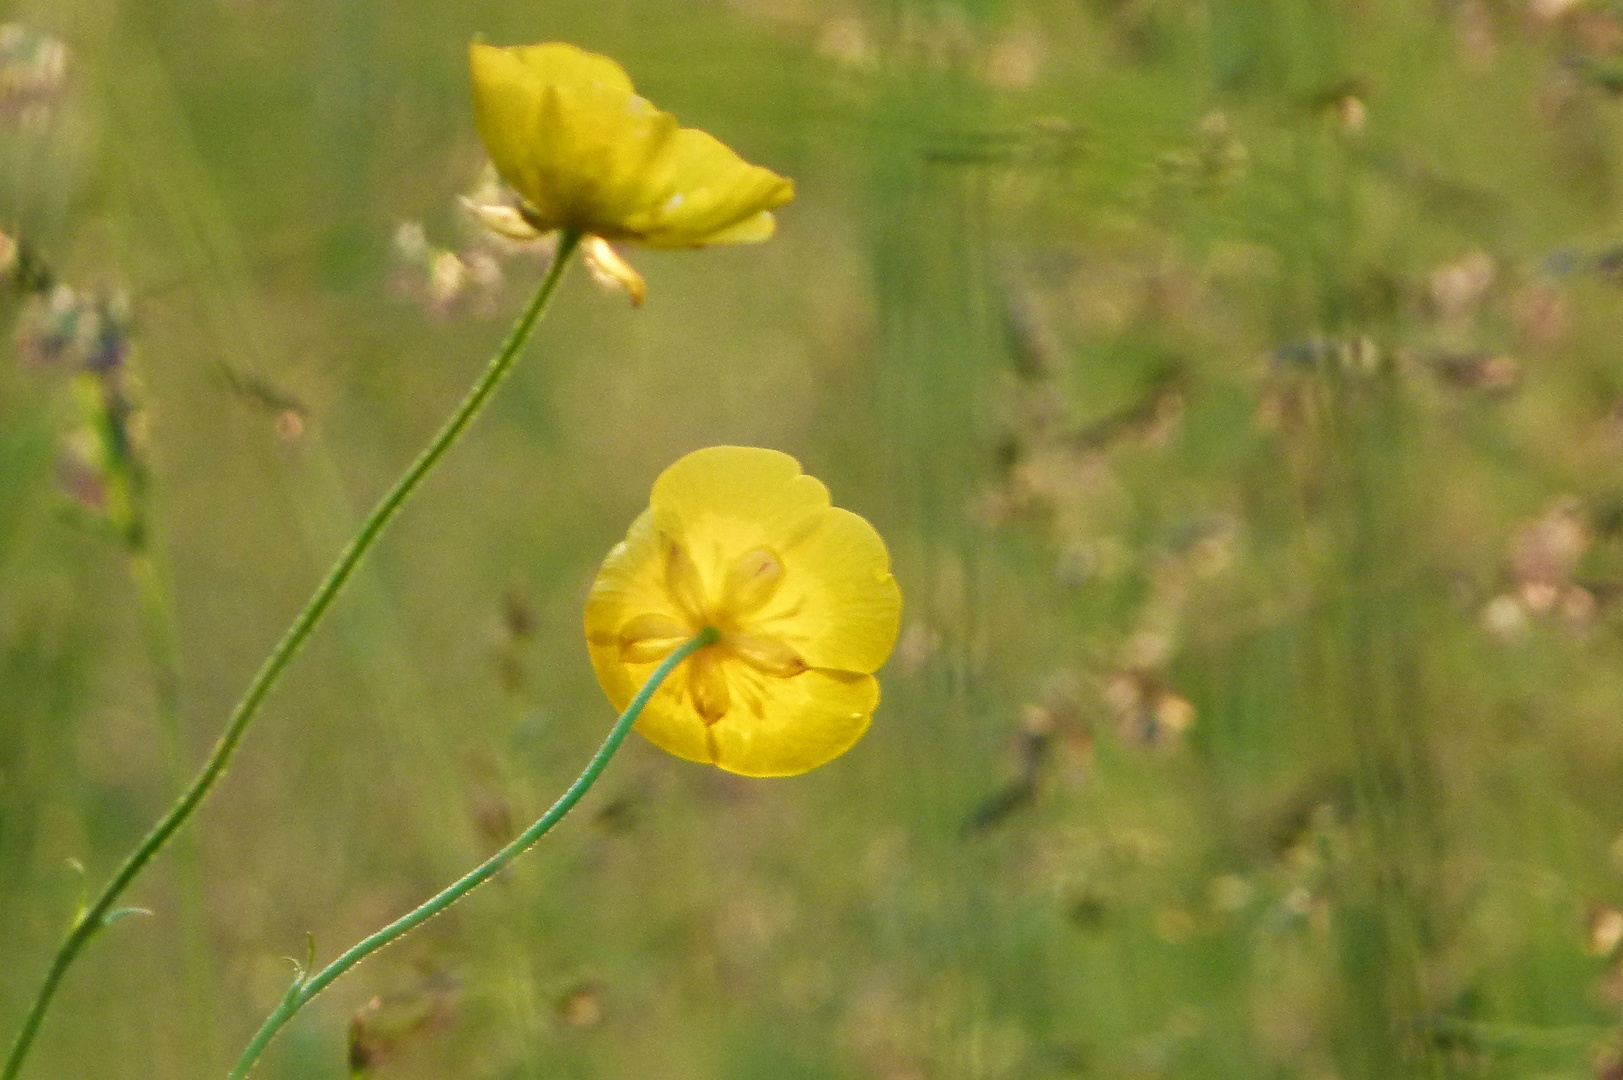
[720,547,784,618]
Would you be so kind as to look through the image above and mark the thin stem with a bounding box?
[1,230,582,1080]
[229,628,717,1080]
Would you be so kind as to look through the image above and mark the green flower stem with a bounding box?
[1,229,582,1080]
[229,627,717,1080]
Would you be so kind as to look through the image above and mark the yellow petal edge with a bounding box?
[470,42,794,248]
[585,447,902,777]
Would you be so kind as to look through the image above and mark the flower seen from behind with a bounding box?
[468,42,794,253]
[586,447,902,777]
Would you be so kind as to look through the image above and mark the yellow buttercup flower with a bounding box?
[469,42,794,251]
[586,447,902,777]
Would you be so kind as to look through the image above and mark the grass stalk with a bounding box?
[0,229,581,1080]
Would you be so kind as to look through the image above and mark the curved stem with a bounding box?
[229,627,717,1080]
[1,230,582,1080]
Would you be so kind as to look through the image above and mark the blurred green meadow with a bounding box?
[8,0,1623,1077]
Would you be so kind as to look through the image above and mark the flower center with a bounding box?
[615,538,809,724]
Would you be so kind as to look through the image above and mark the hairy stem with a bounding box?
[1,230,581,1080]
[229,628,717,1080]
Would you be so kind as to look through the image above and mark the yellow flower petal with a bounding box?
[585,509,682,659]
[469,42,793,248]
[647,447,901,674]
[470,43,658,232]
[687,210,778,247]
[753,506,902,676]
[584,446,902,776]
[720,547,785,618]
[510,42,632,92]
[724,631,807,677]
[647,447,830,587]
[468,44,562,224]
[639,668,879,778]
[620,129,795,248]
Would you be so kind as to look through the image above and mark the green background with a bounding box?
[6,1,1623,1077]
